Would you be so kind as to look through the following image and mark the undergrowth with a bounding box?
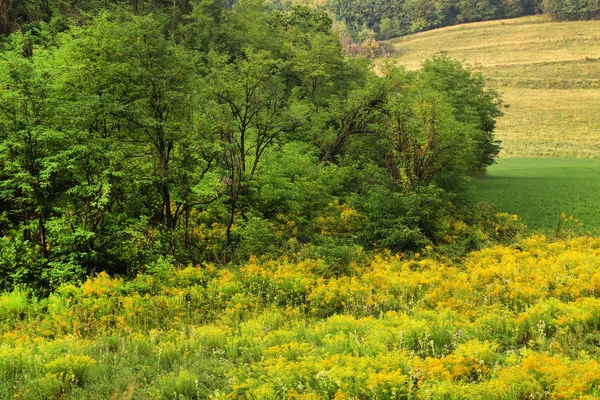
[3,234,600,398]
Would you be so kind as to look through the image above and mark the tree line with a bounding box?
[0,0,507,293]
[1,1,597,41]
[269,0,596,41]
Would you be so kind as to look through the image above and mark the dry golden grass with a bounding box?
[498,88,600,157]
[382,15,600,158]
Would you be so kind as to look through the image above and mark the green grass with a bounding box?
[473,158,600,231]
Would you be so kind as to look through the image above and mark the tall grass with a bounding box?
[5,236,600,398]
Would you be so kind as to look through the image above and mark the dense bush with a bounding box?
[0,1,504,292]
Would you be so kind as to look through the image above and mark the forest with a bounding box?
[0,0,509,293]
[2,0,599,41]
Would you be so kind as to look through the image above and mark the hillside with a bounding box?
[384,15,600,158]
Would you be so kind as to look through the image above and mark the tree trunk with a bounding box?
[39,217,48,259]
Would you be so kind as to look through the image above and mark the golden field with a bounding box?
[6,233,600,398]
[383,16,600,158]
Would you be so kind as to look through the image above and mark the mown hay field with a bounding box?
[384,15,600,159]
[5,235,600,399]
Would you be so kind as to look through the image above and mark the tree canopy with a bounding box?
[0,0,505,293]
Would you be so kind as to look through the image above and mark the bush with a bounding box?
[44,355,97,386]
[0,288,28,321]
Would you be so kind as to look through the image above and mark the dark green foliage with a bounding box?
[270,0,589,41]
[0,0,594,44]
[354,185,446,252]
[542,0,600,20]
[322,0,546,40]
[0,0,52,36]
[0,0,505,292]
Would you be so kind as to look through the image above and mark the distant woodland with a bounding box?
[2,0,599,41]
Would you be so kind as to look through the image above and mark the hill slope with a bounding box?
[384,15,600,158]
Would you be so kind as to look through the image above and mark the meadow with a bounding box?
[472,158,600,232]
[5,234,600,399]
[385,15,600,159]
[383,15,600,230]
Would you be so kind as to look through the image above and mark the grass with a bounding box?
[497,88,600,158]
[473,158,600,232]
[382,15,600,230]
[382,15,600,159]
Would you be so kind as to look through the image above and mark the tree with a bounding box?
[379,17,397,39]
[0,0,52,36]
[207,49,302,252]
[319,60,501,191]
[317,74,387,162]
[377,74,479,190]
[404,0,443,32]
[419,55,502,173]
[276,6,347,109]
[56,12,219,258]
[458,0,499,22]
[542,0,600,20]
[0,36,75,285]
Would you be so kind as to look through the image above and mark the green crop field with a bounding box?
[383,15,600,230]
[472,158,600,232]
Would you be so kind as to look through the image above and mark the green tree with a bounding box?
[275,6,347,109]
[419,55,502,173]
[542,0,600,20]
[207,49,302,251]
[0,36,75,286]
[379,17,398,39]
[458,0,500,22]
[378,78,478,190]
[56,12,219,259]
[404,0,443,32]
[0,0,52,36]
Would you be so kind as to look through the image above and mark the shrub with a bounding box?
[44,355,97,385]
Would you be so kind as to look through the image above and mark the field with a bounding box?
[472,158,600,232]
[495,88,600,158]
[385,15,600,159]
[5,236,600,398]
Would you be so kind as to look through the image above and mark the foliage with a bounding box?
[0,0,595,43]
[0,1,505,291]
[3,235,600,397]
[542,0,600,20]
[291,0,547,40]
